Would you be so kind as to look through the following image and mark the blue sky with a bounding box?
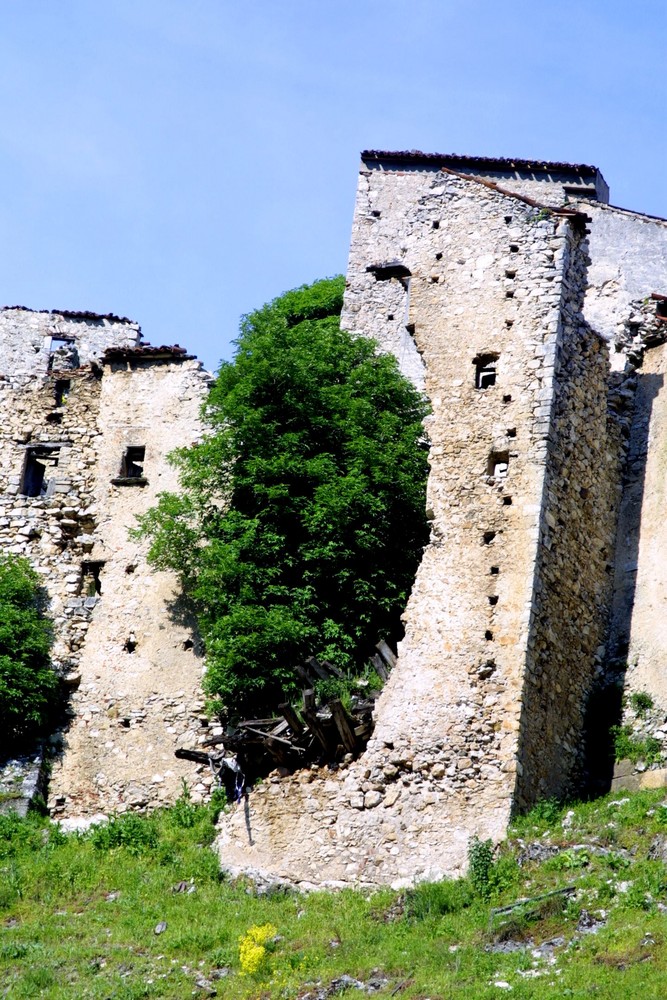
[0,0,665,372]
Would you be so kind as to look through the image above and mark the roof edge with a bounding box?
[361,150,602,177]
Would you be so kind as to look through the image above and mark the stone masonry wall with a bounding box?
[215,168,594,887]
[48,353,214,816]
[516,226,625,807]
[0,308,214,818]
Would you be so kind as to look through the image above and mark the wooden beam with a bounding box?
[279,702,304,736]
[305,656,331,681]
[371,653,388,682]
[329,698,357,754]
[376,639,397,668]
[302,707,334,754]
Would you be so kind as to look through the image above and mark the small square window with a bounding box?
[20,446,60,497]
[474,353,499,390]
[121,446,145,478]
[112,446,147,486]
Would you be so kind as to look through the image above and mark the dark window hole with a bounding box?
[503,496,513,506]
[387,313,394,320]
[474,353,499,389]
[435,252,443,260]
[505,270,516,279]
[509,244,519,253]
[503,395,512,404]
[505,290,515,299]
[54,379,70,406]
[120,446,145,479]
[124,636,137,654]
[21,445,61,497]
[432,220,440,229]
[125,564,136,574]
[80,561,104,596]
[478,660,496,679]
[507,428,516,438]
[487,451,509,479]
[183,639,194,651]
[505,319,514,328]
[46,412,62,425]
[371,210,381,218]
[490,566,500,575]
[483,531,496,545]
[485,630,494,641]
[488,595,499,606]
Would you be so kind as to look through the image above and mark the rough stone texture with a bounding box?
[215,152,667,888]
[0,309,213,816]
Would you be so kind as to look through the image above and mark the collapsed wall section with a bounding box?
[216,167,588,886]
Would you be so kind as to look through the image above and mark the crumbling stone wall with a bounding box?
[216,168,605,887]
[0,308,214,816]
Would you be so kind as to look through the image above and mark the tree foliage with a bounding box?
[0,554,56,750]
[136,277,429,715]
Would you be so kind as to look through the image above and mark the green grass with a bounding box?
[4,788,667,996]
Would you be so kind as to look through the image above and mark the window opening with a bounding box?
[474,353,499,390]
[488,595,499,606]
[490,566,500,575]
[487,451,509,479]
[502,496,513,506]
[20,445,60,497]
[503,394,512,404]
[80,561,103,596]
[124,635,137,654]
[47,336,76,372]
[485,630,494,641]
[49,336,74,353]
[113,446,147,485]
[54,379,70,407]
[483,531,497,545]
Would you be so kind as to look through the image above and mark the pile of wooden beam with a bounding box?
[175,641,397,784]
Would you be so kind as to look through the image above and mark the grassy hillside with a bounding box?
[3,786,667,998]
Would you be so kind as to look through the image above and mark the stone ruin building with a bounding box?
[0,308,214,817]
[5,150,667,887]
[215,151,667,888]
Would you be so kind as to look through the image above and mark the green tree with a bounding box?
[0,554,56,750]
[136,277,429,715]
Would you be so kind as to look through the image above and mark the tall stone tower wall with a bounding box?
[0,309,214,816]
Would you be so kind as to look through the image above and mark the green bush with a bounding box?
[89,814,159,855]
[0,554,56,750]
[405,878,475,919]
[468,836,495,899]
[611,725,662,765]
[135,277,430,715]
[630,691,654,716]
